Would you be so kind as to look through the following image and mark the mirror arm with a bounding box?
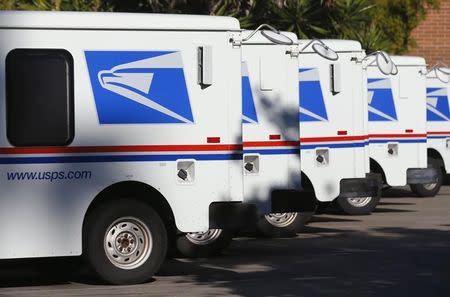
[358,51,381,67]
[241,24,280,43]
[425,61,450,75]
[299,38,327,53]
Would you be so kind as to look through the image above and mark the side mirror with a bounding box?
[435,67,450,83]
[391,63,398,75]
[375,51,395,75]
[299,39,339,61]
[364,51,397,76]
[261,29,293,45]
[312,43,339,61]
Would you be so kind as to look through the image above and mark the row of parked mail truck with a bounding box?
[0,11,448,285]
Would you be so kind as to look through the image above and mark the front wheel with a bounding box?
[410,159,443,197]
[257,212,309,237]
[83,199,167,285]
[336,195,380,215]
[176,229,233,258]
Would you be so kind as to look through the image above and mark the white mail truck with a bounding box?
[298,40,381,215]
[367,56,439,197]
[240,29,305,238]
[0,10,255,285]
[175,28,314,257]
[425,66,450,194]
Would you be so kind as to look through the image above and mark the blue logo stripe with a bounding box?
[300,142,367,150]
[0,154,243,164]
[0,149,304,164]
[427,136,449,139]
[243,148,300,155]
[369,139,426,144]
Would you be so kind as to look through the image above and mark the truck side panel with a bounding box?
[0,28,242,259]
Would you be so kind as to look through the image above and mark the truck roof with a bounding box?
[0,10,240,31]
[390,55,426,67]
[299,39,362,52]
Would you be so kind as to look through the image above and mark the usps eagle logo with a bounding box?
[367,78,398,121]
[298,68,328,122]
[241,61,258,124]
[426,87,450,121]
[85,51,194,124]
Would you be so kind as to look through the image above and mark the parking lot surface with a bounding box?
[1,186,450,297]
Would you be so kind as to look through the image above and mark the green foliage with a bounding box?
[0,0,441,53]
[0,0,105,11]
[270,0,329,38]
[371,0,440,53]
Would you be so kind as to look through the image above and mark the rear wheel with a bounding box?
[336,194,380,215]
[83,199,167,285]
[257,212,308,237]
[410,159,443,197]
[176,229,233,258]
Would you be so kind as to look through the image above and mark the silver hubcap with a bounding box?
[104,217,152,270]
[264,212,298,228]
[186,229,223,245]
[347,197,372,207]
[423,183,437,190]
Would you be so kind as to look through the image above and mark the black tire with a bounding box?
[257,212,309,237]
[176,229,233,258]
[83,199,167,285]
[410,159,443,197]
[336,194,380,215]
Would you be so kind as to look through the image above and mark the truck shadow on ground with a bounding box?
[158,227,450,297]
[1,227,449,297]
[381,187,418,198]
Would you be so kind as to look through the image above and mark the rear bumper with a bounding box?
[271,190,316,213]
[407,168,438,184]
[209,202,257,230]
[208,190,317,230]
[339,173,382,198]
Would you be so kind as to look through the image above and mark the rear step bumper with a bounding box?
[209,202,257,230]
[339,173,382,198]
[407,168,438,184]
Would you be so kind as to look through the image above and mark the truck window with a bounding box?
[6,49,74,146]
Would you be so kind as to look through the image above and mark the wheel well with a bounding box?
[428,148,446,175]
[370,158,386,184]
[83,181,176,240]
[428,148,445,169]
[301,171,315,193]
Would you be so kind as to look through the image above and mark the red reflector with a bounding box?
[405,129,414,133]
[337,130,348,135]
[269,134,281,140]
[207,137,221,143]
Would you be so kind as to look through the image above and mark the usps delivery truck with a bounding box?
[0,11,257,285]
[367,56,439,197]
[425,66,450,194]
[298,40,381,215]
[240,29,305,237]
[175,28,307,257]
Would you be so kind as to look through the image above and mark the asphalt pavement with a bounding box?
[1,186,449,297]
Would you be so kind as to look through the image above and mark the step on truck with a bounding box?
[425,65,450,195]
[367,56,440,197]
[298,40,382,215]
[0,10,255,285]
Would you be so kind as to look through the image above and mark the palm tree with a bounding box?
[270,0,329,38]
